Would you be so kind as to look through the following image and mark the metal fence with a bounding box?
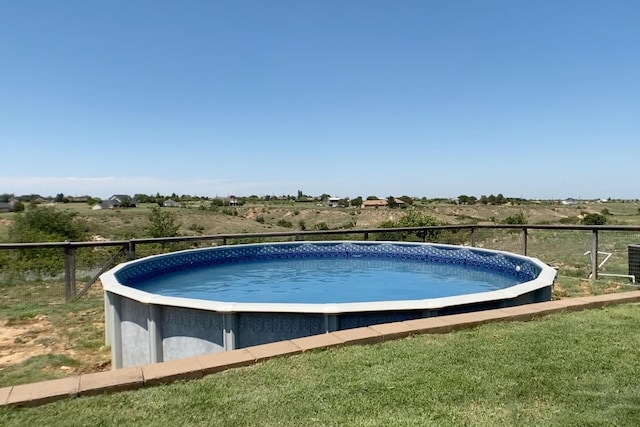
[1,224,640,303]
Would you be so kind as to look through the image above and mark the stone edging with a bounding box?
[3,291,640,408]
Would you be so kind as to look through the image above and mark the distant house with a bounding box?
[92,200,120,210]
[327,197,341,207]
[68,196,90,203]
[16,194,46,203]
[0,202,13,213]
[229,195,238,206]
[362,199,388,208]
[108,194,136,207]
[163,199,180,207]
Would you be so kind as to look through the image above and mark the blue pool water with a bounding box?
[133,257,524,304]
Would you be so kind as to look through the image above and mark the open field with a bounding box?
[4,199,640,241]
[1,200,640,387]
[2,303,640,425]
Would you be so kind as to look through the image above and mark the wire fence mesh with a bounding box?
[1,226,640,304]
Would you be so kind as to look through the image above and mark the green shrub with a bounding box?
[9,206,87,242]
[147,207,180,238]
[581,213,607,225]
[378,210,442,242]
[502,211,527,224]
[221,208,237,216]
[276,219,293,228]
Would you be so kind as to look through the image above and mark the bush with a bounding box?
[502,211,527,225]
[188,223,205,234]
[5,206,89,275]
[12,201,25,212]
[581,213,607,225]
[378,210,442,242]
[9,206,87,242]
[255,216,265,224]
[221,208,237,216]
[276,219,293,228]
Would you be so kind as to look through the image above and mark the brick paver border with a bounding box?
[3,291,640,407]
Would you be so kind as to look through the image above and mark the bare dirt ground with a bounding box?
[0,314,111,375]
[0,319,46,366]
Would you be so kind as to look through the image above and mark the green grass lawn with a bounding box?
[2,303,640,426]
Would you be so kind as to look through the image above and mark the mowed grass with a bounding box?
[2,304,640,426]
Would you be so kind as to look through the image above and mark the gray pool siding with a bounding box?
[107,283,553,368]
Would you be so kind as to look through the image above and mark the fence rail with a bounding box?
[2,224,640,302]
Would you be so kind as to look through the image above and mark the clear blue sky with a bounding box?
[1,1,639,200]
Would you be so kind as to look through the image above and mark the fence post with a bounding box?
[591,229,598,280]
[127,241,136,260]
[364,232,369,241]
[470,228,476,247]
[521,228,528,256]
[64,245,76,302]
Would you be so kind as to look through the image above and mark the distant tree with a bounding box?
[600,208,611,215]
[86,197,100,206]
[350,196,363,207]
[147,206,180,238]
[54,193,69,203]
[457,195,477,205]
[0,193,12,203]
[386,197,398,208]
[134,193,156,204]
[366,196,379,200]
[581,213,607,225]
[398,196,414,206]
[119,195,134,208]
[319,194,330,202]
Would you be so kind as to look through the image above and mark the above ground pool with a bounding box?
[100,241,556,368]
